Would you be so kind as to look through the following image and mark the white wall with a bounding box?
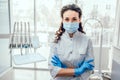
[0,0,11,74]
[0,39,10,74]
[111,0,120,79]
[111,47,120,80]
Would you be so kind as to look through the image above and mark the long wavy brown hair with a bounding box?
[54,4,85,43]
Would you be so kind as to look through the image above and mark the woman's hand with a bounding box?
[74,59,94,76]
[51,55,67,68]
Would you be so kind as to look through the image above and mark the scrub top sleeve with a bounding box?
[48,43,61,78]
[81,39,95,80]
[85,39,95,66]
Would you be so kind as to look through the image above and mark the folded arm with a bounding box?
[51,55,94,77]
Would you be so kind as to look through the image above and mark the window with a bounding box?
[118,21,120,47]
[114,0,120,48]
[118,5,120,47]
[0,0,9,34]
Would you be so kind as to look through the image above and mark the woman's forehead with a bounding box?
[63,10,79,18]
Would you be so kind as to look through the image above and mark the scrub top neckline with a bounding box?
[63,30,81,39]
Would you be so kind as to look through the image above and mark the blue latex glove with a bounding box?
[80,59,94,70]
[84,59,94,70]
[74,59,94,76]
[51,55,67,68]
[78,58,85,67]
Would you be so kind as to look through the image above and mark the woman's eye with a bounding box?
[73,18,77,21]
[65,18,69,21]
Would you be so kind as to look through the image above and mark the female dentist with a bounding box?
[48,4,94,80]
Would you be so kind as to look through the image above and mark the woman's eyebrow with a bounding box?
[64,17,69,19]
[72,17,77,19]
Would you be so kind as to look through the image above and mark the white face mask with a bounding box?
[63,22,79,33]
